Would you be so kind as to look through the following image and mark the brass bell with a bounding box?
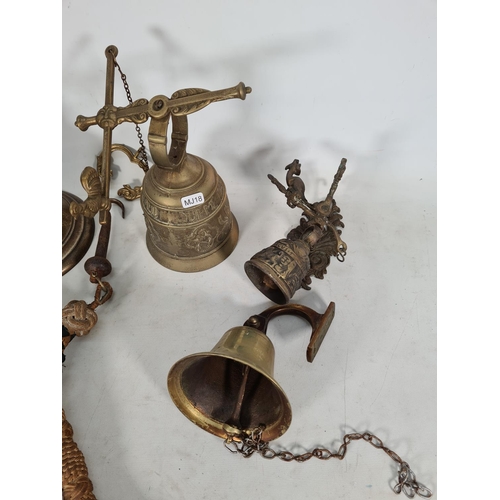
[73,45,252,273]
[140,83,251,272]
[245,159,348,303]
[244,238,312,305]
[167,302,335,442]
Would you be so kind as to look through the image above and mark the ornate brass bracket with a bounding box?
[245,159,348,304]
[70,45,252,272]
[69,167,110,219]
[269,158,348,265]
[100,144,146,201]
[75,45,251,176]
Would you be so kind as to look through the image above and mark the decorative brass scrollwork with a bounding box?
[69,167,110,219]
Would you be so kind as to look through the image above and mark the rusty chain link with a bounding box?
[88,274,113,310]
[224,426,432,498]
[108,49,149,173]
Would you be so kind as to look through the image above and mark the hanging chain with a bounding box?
[224,426,433,498]
[88,273,113,310]
[108,49,149,172]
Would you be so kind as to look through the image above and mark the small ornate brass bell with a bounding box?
[245,159,348,304]
[168,302,335,442]
[73,45,252,273]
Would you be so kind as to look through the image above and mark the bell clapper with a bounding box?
[225,365,251,430]
[222,303,335,434]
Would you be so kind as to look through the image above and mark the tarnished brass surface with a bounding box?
[168,326,291,442]
[141,154,239,272]
[138,83,249,271]
[243,302,335,363]
[69,167,110,219]
[62,191,95,275]
[244,239,311,305]
[75,46,251,272]
[245,159,348,303]
[167,302,334,442]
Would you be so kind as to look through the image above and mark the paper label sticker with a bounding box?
[181,192,205,208]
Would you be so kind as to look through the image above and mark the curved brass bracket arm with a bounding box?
[75,50,251,172]
[97,143,149,175]
[243,302,335,362]
[96,143,147,201]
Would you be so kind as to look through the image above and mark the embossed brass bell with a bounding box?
[245,159,348,304]
[167,302,335,442]
[73,45,251,273]
[139,82,251,272]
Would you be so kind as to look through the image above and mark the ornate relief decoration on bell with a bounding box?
[244,159,348,304]
[73,45,252,273]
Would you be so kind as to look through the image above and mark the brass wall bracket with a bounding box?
[244,302,335,362]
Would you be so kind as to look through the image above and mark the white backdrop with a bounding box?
[62,1,436,499]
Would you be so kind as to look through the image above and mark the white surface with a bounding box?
[62,1,436,498]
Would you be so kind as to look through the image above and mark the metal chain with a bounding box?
[108,49,149,172]
[88,273,113,310]
[224,426,433,498]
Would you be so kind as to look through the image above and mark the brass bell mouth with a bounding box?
[62,191,95,275]
[167,326,292,442]
[244,238,311,304]
[244,264,287,304]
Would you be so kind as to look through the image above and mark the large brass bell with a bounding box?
[73,45,251,273]
[139,82,251,272]
[245,159,348,303]
[167,302,335,442]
